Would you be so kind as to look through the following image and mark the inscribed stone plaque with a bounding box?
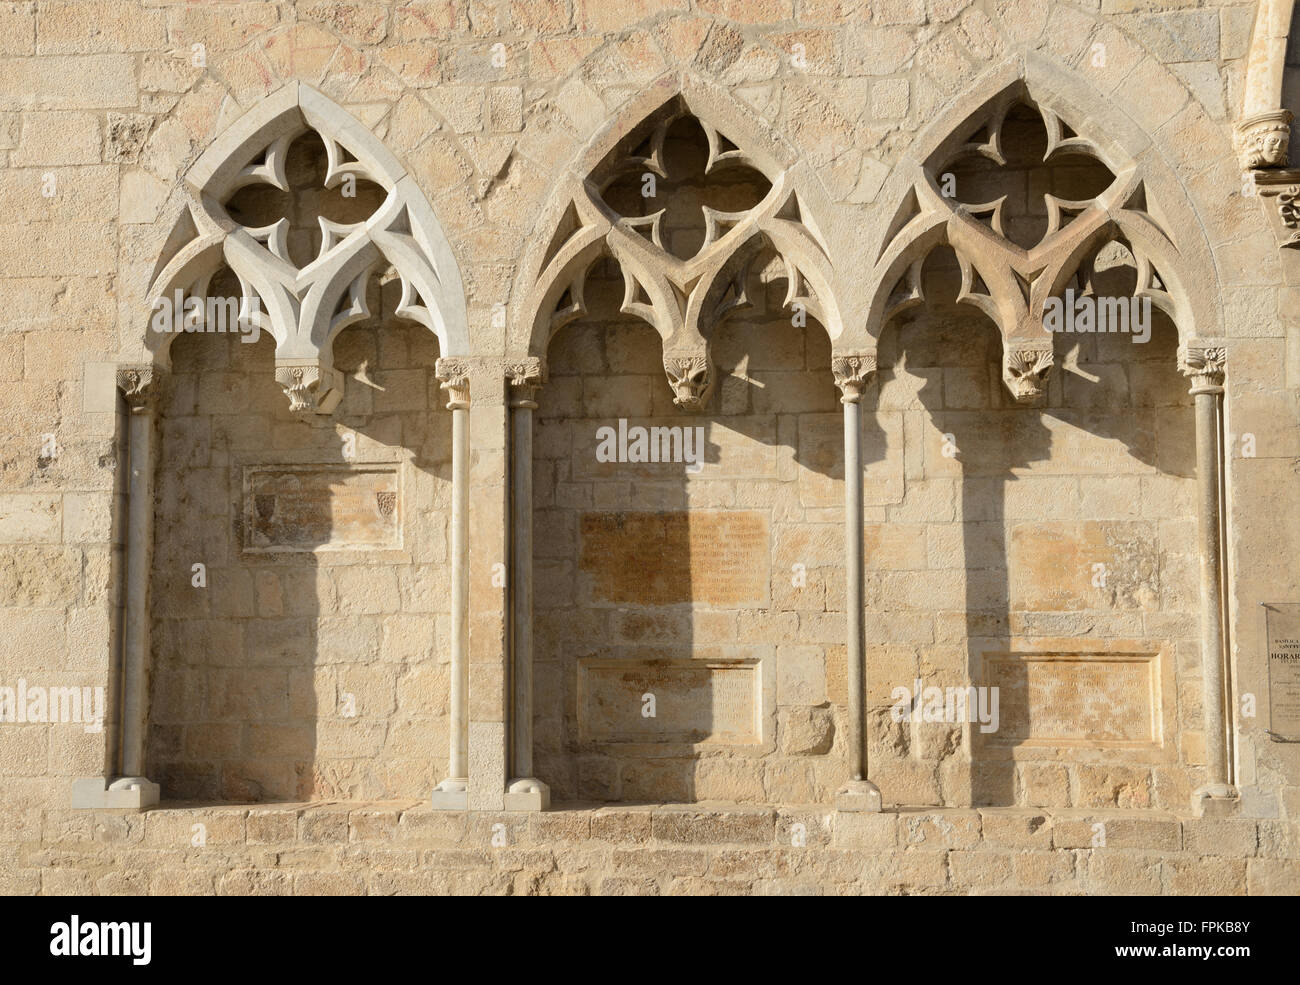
[243,465,401,551]
[579,511,769,606]
[981,651,1160,747]
[1264,603,1300,742]
[578,657,762,744]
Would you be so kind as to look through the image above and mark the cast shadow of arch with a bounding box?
[146,274,455,806]
[533,244,849,806]
[875,245,1194,809]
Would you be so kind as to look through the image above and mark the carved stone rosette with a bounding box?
[1237,110,1293,170]
[1178,343,1227,395]
[116,365,158,414]
[435,357,471,411]
[831,352,878,404]
[663,350,714,412]
[1002,344,1054,402]
[506,357,545,410]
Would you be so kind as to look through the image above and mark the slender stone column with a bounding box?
[1179,343,1237,816]
[832,353,882,813]
[72,366,162,809]
[431,358,471,809]
[505,358,549,811]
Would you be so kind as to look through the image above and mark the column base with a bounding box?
[429,777,468,810]
[71,776,160,810]
[504,777,550,812]
[835,779,882,813]
[1191,783,1240,818]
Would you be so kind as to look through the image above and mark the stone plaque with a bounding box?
[981,651,1160,748]
[578,657,762,744]
[243,465,401,551]
[579,511,769,606]
[1264,603,1300,742]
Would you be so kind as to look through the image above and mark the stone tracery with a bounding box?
[143,82,469,413]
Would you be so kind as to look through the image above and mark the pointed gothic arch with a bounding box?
[509,73,845,410]
[140,82,470,412]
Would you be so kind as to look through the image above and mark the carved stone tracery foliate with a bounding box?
[521,96,840,413]
[865,86,1192,402]
[144,82,469,413]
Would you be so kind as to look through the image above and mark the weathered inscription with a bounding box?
[1265,603,1300,742]
[578,657,762,744]
[579,511,769,606]
[244,465,401,551]
[982,651,1159,747]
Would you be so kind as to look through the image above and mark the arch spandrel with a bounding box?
[137,82,469,414]
[510,72,849,410]
[859,59,1222,402]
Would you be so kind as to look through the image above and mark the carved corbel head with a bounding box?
[1237,110,1293,170]
[1002,344,1054,402]
[274,361,343,415]
[831,352,878,404]
[663,349,714,412]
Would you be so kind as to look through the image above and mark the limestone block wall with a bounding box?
[148,321,452,801]
[0,0,1295,841]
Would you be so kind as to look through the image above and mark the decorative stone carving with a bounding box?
[517,95,840,413]
[1237,109,1292,169]
[663,351,713,411]
[116,365,158,413]
[274,362,342,414]
[831,352,878,404]
[506,358,545,409]
[435,357,471,410]
[145,83,469,413]
[1178,343,1227,394]
[1275,185,1300,247]
[1003,345,1054,402]
[865,83,1187,400]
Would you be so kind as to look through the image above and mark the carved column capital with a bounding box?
[1237,109,1293,170]
[831,352,878,404]
[506,357,544,409]
[1002,343,1054,402]
[663,349,714,412]
[274,361,343,415]
[116,365,159,414]
[435,357,471,410]
[1178,343,1227,395]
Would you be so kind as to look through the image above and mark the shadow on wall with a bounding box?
[147,281,454,803]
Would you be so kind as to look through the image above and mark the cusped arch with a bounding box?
[139,82,469,413]
[856,58,1222,402]
[509,72,847,411]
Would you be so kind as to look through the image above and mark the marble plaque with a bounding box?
[981,651,1160,747]
[578,657,762,744]
[1265,603,1300,742]
[579,510,769,606]
[243,465,401,551]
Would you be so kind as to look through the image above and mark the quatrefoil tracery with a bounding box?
[145,84,467,414]
[527,99,838,412]
[869,90,1184,402]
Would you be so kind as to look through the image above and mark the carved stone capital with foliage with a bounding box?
[116,365,158,413]
[831,352,878,404]
[274,362,342,415]
[506,357,544,409]
[1003,344,1054,403]
[663,349,714,412]
[1178,343,1226,395]
[435,357,471,410]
